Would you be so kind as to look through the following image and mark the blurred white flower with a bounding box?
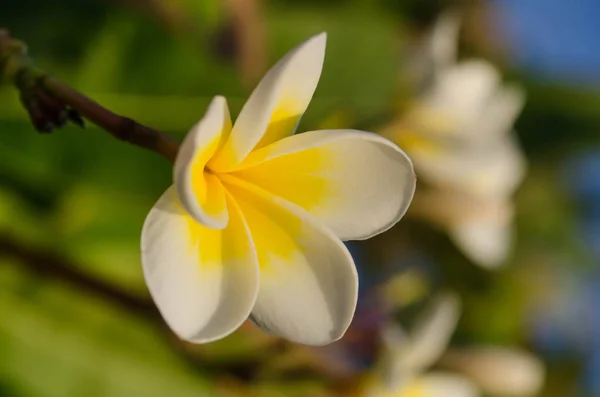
[409,190,515,267]
[384,11,527,268]
[360,293,544,397]
[141,33,416,346]
[405,10,462,92]
[442,346,546,397]
[362,293,478,397]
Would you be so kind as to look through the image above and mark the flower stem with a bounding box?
[0,28,180,163]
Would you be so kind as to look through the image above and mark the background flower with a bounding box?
[361,293,544,397]
[382,11,527,268]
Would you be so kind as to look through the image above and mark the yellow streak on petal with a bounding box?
[183,193,249,266]
[220,175,303,272]
[190,172,227,217]
[194,131,222,167]
[207,141,238,172]
[201,113,232,173]
[207,98,299,171]
[231,145,330,212]
[189,111,232,175]
[188,131,230,219]
[254,98,301,149]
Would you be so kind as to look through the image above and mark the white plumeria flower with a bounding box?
[141,33,416,345]
[404,62,527,197]
[442,346,546,397]
[411,190,515,268]
[416,62,523,135]
[408,66,525,268]
[362,293,478,397]
[386,13,527,268]
[361,293,545,397]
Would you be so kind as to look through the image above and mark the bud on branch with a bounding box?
[0,28,180,162]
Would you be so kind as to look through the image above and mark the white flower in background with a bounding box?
[405,10,461,92]
[384,11,527,268]
[361,293,544,397]
[409,190,515,267]
[362,293,478,397]
[442,346,546,397]
[141,33,416,346]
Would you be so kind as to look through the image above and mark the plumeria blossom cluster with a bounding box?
[141,33,416,346]
[360,293,545,397]
[383,12,527,268]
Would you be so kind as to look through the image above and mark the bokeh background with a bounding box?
[1,0,599,396]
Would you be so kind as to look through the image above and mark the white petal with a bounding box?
[376,324,413,391]
[231,129,416,240]
[210,33,326,171]
[405,11,461,93]
[443,347,545,397]
[410,190,515,268]
[400,293,461,372]
[414,60,500,137]
[374,296,461,391]
[411,135,527,198]
[221,174,358,345]
[141,186,258,343]
[429,11,461,73]
[467,84,525,142]
[174,96,232,228]
[449,205,513,268]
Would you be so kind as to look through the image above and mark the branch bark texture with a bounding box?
[0,28,180,162]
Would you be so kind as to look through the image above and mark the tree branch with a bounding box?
[0,231,314,384]
[0,232,278,380]
[0,28,180,162]
[0,232,157,318]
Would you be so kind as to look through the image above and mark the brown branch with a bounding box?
[0,232,279,380]
[0,28,180,162]
[0,230,368,386]
[0,232,158,318]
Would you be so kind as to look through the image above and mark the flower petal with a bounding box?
[410,135,526,198]
[373,296,460,392]
[449,202,514,268]
[402,373,479,397]
[400,293,460,372]
[407,10,461,91]
[410,190,514,268]
[428,11,461,74]
[221,174,358,346]
[443,346,545,397]
[466,84,525,142]
[230,130,416,240]
[141,186,258,343]
[209,33,326,171]
[412,60,500,137]
[377,324,412,391]
[174,96,232,228]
